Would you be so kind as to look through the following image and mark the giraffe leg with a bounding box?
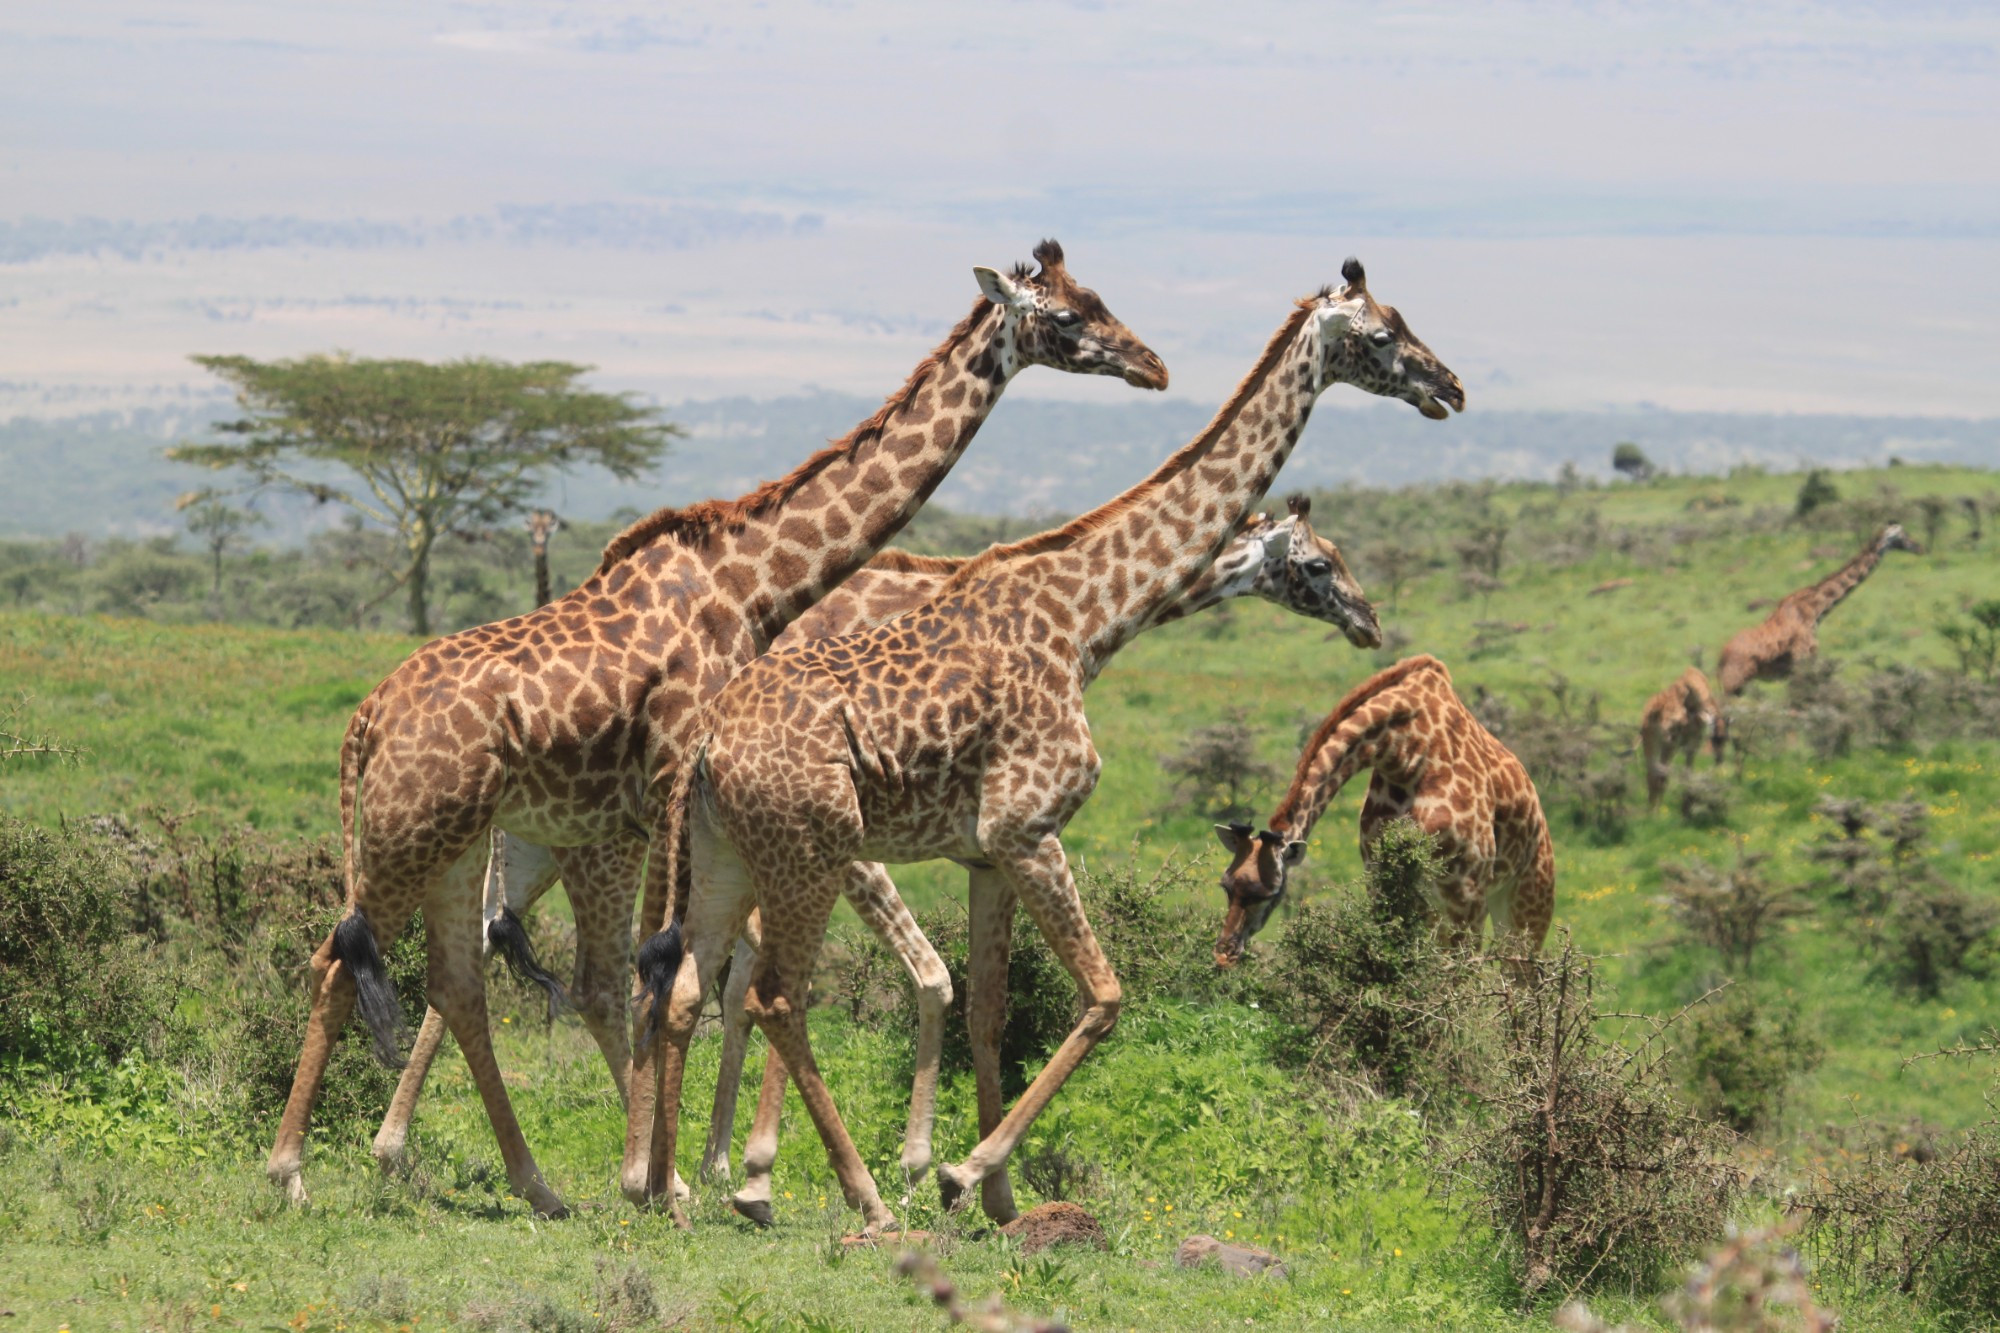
[744,885,898,1235]
[728,1020,791,1226]
[425,843,569,1218]
[936,836,1119,1214]
[621,815,753,1216]
[842,860,952,1185]
[702,934,758,1185]
[374,831,565,1173]
[965,866,1020,1223]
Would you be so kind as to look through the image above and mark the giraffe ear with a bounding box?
[974,266,1025,308]
[1214,823,1253,856]
[1280,839,1308,866]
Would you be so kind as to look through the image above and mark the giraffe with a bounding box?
[1714,524,1923,696]
[527,508,562,608]
[1639,665,1724,809]
[624,258,1463,1231]
[265,240,1167,1219]
[1213,654,1555,970]
[702,495,1382,1224]
[368,499,1379,1210]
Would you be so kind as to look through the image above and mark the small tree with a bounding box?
[1159,707,1277,821]
[179,496,263,597]
[171,355,678,634]
[1915,494,1950,551]
[1611,442,1654,481]
[1794,469,1840,519]
[1941,599,2000,683]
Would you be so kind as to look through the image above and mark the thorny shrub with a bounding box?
[1558,1225,1836,1333]
[1449,935,1741,1300]
[1659,847,1807,982]
[1679,990,1821,1135]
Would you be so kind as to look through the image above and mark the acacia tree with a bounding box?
[171,354,678,634]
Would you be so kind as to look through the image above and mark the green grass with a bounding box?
[2,464,1998,1328]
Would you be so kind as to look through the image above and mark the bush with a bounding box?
[1158,708,1276,822]
[1450,936,1741,1298]
[1676,770,1732,828]
[1794,469,1840,518]
[1801,1120,2000,1323]
[1660,848,1806,981]
[1261,821,1487,1103]
[1874,882,1998,999]
[1681,989,1821,1134]
[0,815,169,1076]
[1941,600,2000,683]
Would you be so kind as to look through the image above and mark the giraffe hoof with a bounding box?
[936,1166,973,1214]
[730,1195,775,1228]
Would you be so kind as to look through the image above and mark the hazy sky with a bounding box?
[3,2,1998,418]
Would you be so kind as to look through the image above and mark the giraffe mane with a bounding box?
[863,548,970,575]
[940,300,1319,580]
[1271,654,1448,829]
[596,297,998,573]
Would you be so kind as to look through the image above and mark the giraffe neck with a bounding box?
[1269,658,1444,840]
[1801,539,1884,625]
[532,545,552,608]
[604,298,1018,651]
[958,304,1325,683]
[1140,524,1274,627]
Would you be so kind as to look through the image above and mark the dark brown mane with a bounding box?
[938,299,1319,584]
[864,548,970,575]
[1272,654,1447,828]
[596,297,998,573]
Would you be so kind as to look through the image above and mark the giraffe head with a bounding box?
[1306,258,1465,419]
[525,508,561,555]
[1211,823,1306,967]
[973,239,1170,390]
[1259,495,1381,648]
[1875,523,1924,557]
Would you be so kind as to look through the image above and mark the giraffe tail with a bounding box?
[336,695,374,902]
[332,911,406,1069]
[486,905,567,1024]
[634,740,704,1054]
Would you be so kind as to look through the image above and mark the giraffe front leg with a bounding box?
[266,929,362,1206]
[964,866,1019,1223]
[937,836,1119,1215]
[843,860,952,1186]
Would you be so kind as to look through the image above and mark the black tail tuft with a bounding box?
[486,905,568,1023]
[634,921,684,1056]
[331,912,406,1069]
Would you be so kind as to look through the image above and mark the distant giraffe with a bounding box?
[1214,654,1554,968]
[1715,524,1923,696]
[526,509,561,608]
[623,259,1463,1231]
[1639,666,1723,809]
[265,241,1166,1219]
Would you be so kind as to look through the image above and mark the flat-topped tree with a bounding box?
[171,355,677,635]
[625,258,1462,1231]
[263,242,1166,1220]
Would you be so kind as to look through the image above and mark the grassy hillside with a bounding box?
[2,464,1998,1329]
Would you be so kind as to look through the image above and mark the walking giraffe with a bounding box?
[1715,524,1923,696]
[1213,654,1555,968]
[267,241,1167,1218]
[625,259,1462,1231]
[371,499,1381,1214]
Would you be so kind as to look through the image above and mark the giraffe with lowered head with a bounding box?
[1714,524,1923,696]
[1639,666,1724,809]
[1214,653,1554,968]
[626,258,1462,1231]
[267,241,1167,1219]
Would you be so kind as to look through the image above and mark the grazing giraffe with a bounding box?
[1715,524,1923,696]
[266,241,1167,1219]
[372,499,1379,1210]
[1639,666,1724,809]
[624,259,1463,1231]
[527,508,562,608]
[1214,654,1555,969]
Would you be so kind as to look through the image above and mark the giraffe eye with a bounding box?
[1303,559,1333,577]
[1369,328,1394,348]
[1050,308,1081,330]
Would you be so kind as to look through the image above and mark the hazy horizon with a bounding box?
[4,3,1998,423]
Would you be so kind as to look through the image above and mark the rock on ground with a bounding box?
[998,1202,1108,1255]
[1175,1234,1288,1280]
